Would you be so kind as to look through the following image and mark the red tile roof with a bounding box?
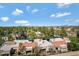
[23,42,37,48]
[53,40,67,48]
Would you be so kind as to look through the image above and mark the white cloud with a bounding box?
[0,4,4,8]
[26,6,30,11]
[52,24,66,26]
[0,17,9,22]
[24,23,30,26]
[65,19,73,22]
[50,14,55,18]
[15,20,30,26]
[56,12,71,17]
[65,19,79,23]
[50,12,71,18]
[75,19,79,22]
[32,9,39,14]
[12,8,23,16]
[15,20,28,24]
[56,3,72,8]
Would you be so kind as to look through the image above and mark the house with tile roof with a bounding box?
[50,37,70,53]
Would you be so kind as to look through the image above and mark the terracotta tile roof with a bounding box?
[23,42,37,48]
[53,40,67,48]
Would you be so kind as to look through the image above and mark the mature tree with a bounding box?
[0,35,4,46]
[60,27,67,37]
[69,37,79,51]
[27,30,36,41]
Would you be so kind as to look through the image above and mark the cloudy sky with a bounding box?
[0,3,79,26]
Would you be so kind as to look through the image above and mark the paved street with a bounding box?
[52,51,79,56]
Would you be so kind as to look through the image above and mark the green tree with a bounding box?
[0,36,4,46]
[27,30,36,41]
[69,37,79,51]
[60,27,67,37]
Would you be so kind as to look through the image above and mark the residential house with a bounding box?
[50,38,69,53]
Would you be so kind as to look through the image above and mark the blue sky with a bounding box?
[0,3,79,26]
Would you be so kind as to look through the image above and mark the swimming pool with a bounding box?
[15,39,29,43]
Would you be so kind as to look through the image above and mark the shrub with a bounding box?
[69,37,79,51]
